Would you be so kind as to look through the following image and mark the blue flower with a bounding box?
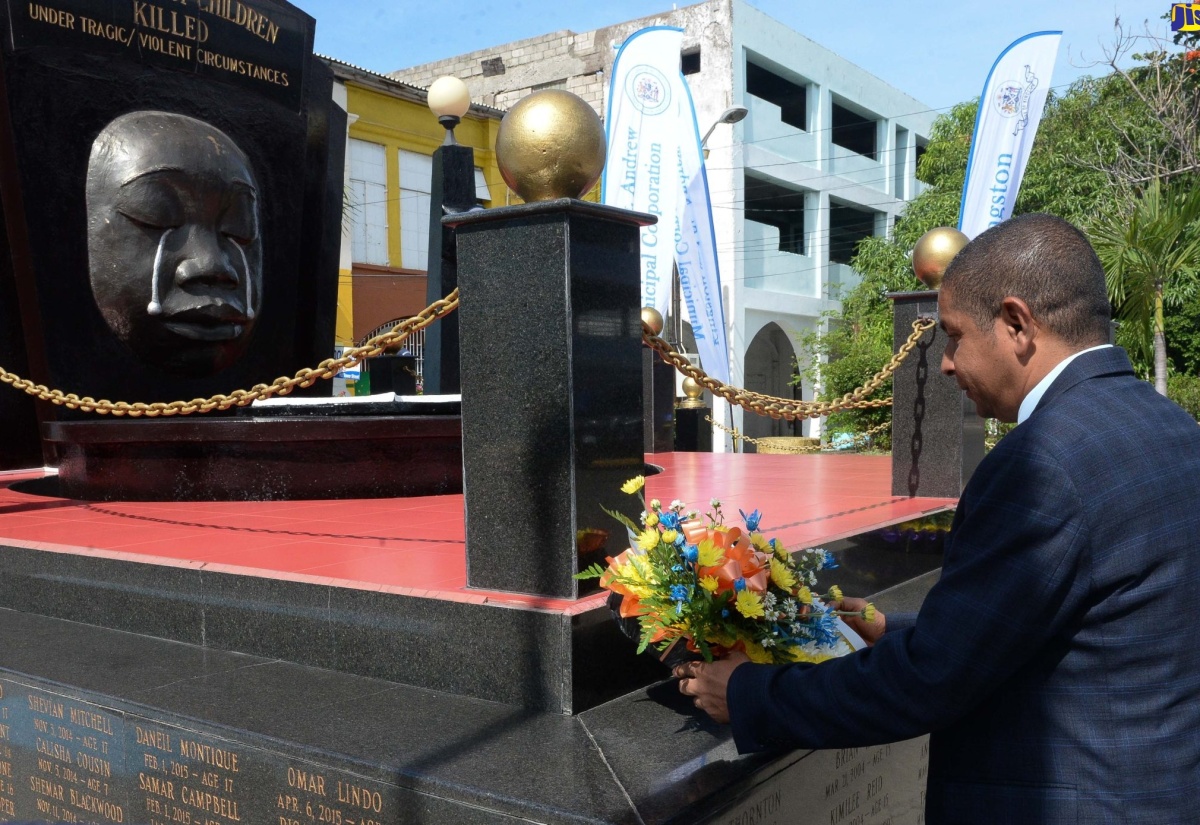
[721,609,730,618]
[670,584,690,602]
[823,550,839,570]
[659,511,681,530]
[674,533,686,547]
[811,612,840,647]
[739,508,762,532]
[734,577,747,592]
[671,564,684,573]
[683,545,699,563]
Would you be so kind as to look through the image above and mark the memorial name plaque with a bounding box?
[8,683,125,823]
[9,0,310,110]
[0,677,401,825]
[0,682,15,820]
[702,737,929,825]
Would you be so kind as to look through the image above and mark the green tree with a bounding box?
[1090,181,1200,395]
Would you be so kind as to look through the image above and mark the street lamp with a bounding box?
[700,105,748,157]
[428,75,472,146]
[422,76,477,394]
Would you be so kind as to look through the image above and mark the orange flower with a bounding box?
[688,524,771,594]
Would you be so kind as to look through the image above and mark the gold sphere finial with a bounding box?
[641,307,664,336]
[679,376,705,409]
[912,227,969,289]
[495,90,606,202]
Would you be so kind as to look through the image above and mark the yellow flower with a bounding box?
[661,529,679,545]
[636,529,659,551]
[796,586,813,605]
[773,540,789,560]
[697,538,724,567]
[769,558,796,590]
[742,639,773,663]
[862,603,877,623]
[750,533,771,552]
[827,585,843,602]
[784,646,836,664]
[700,575,719,593]
[735,590,765,619]
[621,475,645,494]
[644,512,659,528]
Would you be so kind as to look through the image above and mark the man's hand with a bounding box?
[673,652,750,723]
[836,597,886,646]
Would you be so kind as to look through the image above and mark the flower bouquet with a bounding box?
[576,476,875,665]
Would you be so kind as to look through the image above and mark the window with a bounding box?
[531,78,567,92]
[681,49,701,75]
[828,201,877,265]
[400,151,493,270]
[399,150,432,270]
[474,168,491,205]
[746,61,806,130]
[348,139,388,265]
[831,100,878,160]
[744,174,807,255]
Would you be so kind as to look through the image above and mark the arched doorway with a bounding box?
[742,323,800,451]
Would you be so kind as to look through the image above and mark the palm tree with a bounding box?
[1090,181,1200,395]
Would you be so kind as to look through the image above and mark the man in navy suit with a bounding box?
[675,214,1200,823]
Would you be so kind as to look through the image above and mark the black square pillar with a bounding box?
[643,349,675,453]
[422,144,476,395]
[889,291,985,497]
[448,200,652,598]
[674,405,713,452]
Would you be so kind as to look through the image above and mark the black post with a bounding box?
[643,348,675,453]
[448,200,651,599]
[422,144,476,395]
[889,290,984,497]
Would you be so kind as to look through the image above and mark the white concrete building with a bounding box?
[391,0,934,449]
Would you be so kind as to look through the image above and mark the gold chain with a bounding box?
[706,416,893,453]
[0,293,931,423]
[643,317,935,421]
[0,290,459,417]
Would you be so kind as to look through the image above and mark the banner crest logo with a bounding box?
[626,66,671,115]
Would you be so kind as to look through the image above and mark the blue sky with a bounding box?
[291,0,1174,114]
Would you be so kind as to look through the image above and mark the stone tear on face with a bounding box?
[86,110,263,376]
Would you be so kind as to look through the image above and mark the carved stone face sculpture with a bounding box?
[86,111,262,375]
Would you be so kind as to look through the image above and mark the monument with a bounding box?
[0,9,949,823]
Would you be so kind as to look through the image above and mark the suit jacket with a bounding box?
[728,347,1200,824]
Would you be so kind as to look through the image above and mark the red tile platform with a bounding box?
[0,453,954,612]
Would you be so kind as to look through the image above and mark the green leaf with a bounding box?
[573,563,606,580]
[602,504,641,535]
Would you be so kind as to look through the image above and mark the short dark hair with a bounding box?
[940,213,1111,346]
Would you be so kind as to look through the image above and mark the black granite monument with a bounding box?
[0,0,344,466]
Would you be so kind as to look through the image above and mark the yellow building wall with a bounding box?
[336,83,504,346]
